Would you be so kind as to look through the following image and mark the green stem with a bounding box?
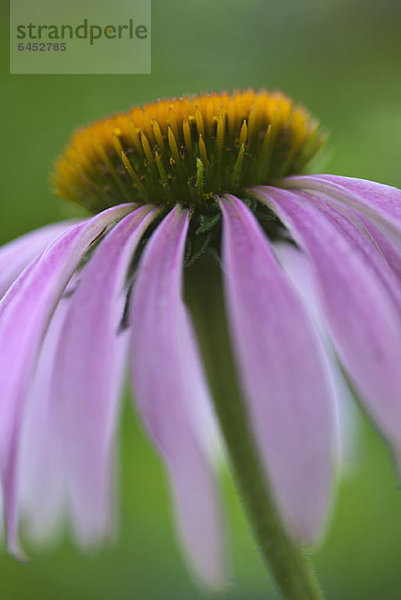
[185,256,325,600]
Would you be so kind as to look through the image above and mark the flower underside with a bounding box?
[52,90,324,215]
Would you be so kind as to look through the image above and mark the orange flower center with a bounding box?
[52,89,324,214]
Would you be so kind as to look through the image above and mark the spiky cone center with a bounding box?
[52,90,324,215]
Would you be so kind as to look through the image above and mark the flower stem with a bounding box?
[186,256,325,600]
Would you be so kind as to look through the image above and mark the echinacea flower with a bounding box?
[2,89,401,599]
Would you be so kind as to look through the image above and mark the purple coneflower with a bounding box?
[1,90,401,599]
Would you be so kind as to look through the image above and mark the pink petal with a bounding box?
[296,189,401,317]
[287,174,401,236]
[19,297,72,544]
[219,195,336,543]
[274,242,356,465]
[0,222,73,298]
[0,204,133,554]
[260,186,401,463]
[130,207,225,588]
[293,183,401,308]
[51,207,157,546]
[352,216,401,284]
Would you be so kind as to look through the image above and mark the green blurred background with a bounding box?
[2,0,401,598]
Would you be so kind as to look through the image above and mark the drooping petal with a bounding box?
[259,186,401,463]
[0,222,73,298]
[130,207,225,588]
[219,195,336,543]
[297,190,401,317]
[0,204,133,554]
[274,242,356,465]
[19,296,72,544]
[353,215,401,284]
[285,174,401,236]
[51,207,157,546]
[288,181,401,298]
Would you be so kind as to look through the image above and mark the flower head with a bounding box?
[52,90,323,212]
[2,89,401,594]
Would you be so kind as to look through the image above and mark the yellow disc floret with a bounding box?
[52,89,324,214]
